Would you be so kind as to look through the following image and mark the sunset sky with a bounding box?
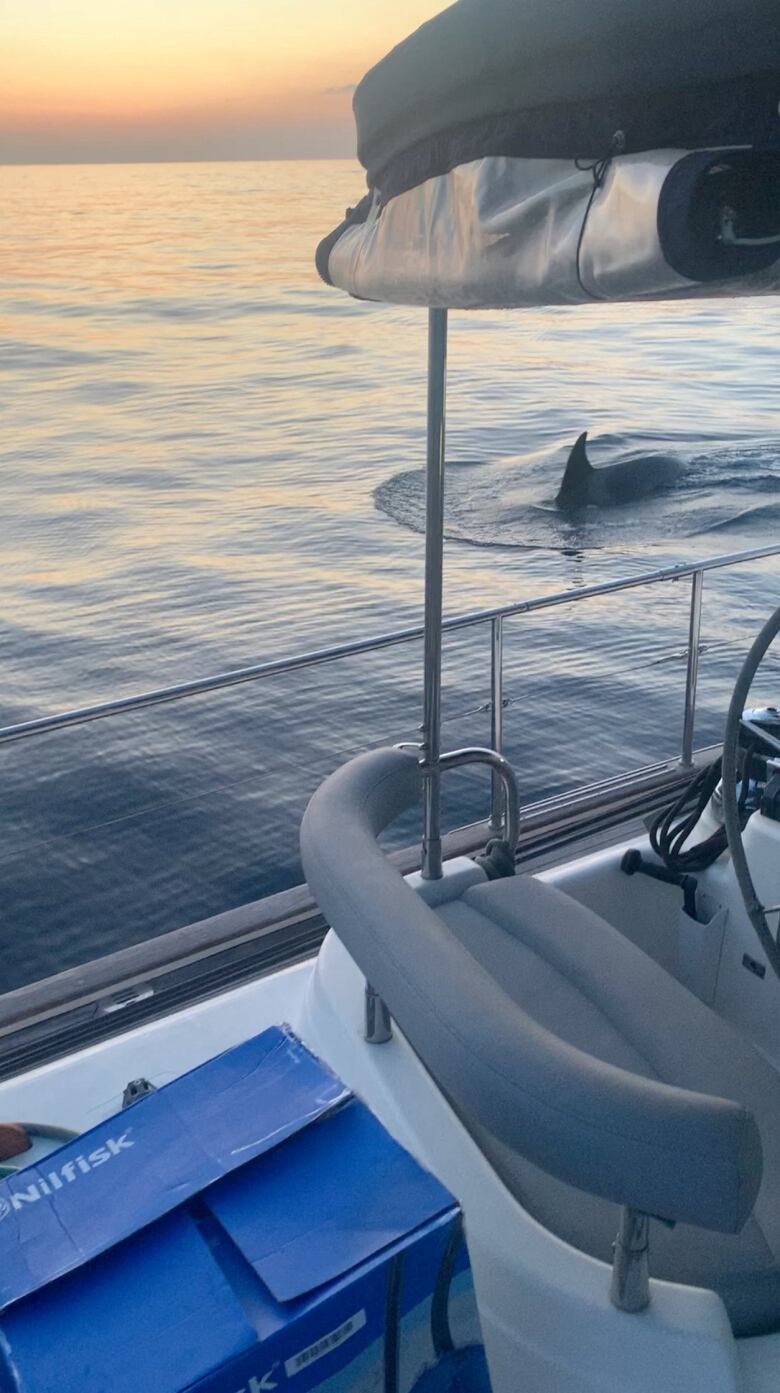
[1,0,444,164]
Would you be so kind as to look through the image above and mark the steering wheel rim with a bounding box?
[721,603,780,980]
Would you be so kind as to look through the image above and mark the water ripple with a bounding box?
[0,158,778,987]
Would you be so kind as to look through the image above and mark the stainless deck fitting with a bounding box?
[610,1207,650,1313]
[440,747,520,855]
[364,982,393,1044]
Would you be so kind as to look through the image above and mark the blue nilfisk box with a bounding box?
[0,1025,491,1392]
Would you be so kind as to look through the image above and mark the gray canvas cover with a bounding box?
[321,148,780,308]
[318,0,779,309]
[355,0,780,186]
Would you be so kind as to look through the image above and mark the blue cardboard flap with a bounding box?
[0,1026,349,1311]
[0,1210,258,1393]
[208,1098,455,1302]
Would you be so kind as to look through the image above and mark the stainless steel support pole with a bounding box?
[364,982,393,1044]
[421,308,448,880]
[681,570,704,767]
[610,1208,650,1312]
[489,615,505,831]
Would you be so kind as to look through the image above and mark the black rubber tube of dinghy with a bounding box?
[721,602,780,979]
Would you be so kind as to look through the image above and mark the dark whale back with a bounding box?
[557,433,682,509]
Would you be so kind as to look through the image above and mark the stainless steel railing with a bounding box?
[0,542,778,833]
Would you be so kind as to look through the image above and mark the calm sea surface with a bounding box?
[2,159,779,990]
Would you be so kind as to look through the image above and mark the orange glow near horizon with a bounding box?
[1,0,445,162]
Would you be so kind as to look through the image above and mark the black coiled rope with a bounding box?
[648,744,757,876]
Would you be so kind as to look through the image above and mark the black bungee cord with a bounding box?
[648,741,758,876]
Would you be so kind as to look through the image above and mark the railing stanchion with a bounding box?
[0,544,775,751]
[681,570,704,767]
[489,616,505,831]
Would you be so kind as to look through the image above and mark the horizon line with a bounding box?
[0,153,361,169]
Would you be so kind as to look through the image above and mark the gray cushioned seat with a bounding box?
[301,747,780,1339]
[436,877,780,1337]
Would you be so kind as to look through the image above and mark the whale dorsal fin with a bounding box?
[557,432,592,507]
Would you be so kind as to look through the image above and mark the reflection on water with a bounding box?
[1,159,779,989]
